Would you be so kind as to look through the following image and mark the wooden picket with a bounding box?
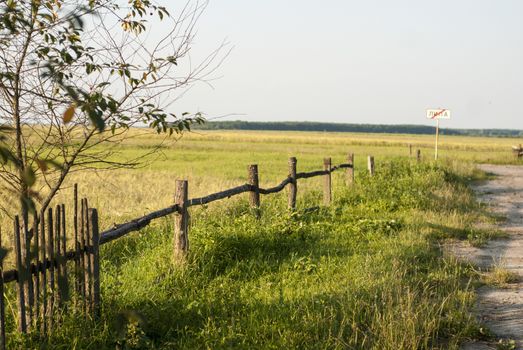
[0,227,5,350]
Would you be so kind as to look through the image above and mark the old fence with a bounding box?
[0,150,422,346]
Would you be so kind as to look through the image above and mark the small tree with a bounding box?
[0,0,226,220]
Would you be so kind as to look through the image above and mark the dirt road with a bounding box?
[451,165,523,349]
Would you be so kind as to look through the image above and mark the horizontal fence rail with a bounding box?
[1,160,353,283]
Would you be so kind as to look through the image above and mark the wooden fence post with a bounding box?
[22,217,33,332]
[39,210,47,334]
[0,227,6,350]
[32,212,40,330]
[55,205,62,308]
[288,157,297,210]
[323,158,332,205]
[347,153,354,185]
[61,203,69,305]
[416,149,421,162]
[82,199,92,314]
[368,156,375,176]
[74,184,81,301]
[174,180,189,261]
[88,208,100,318]
[248,165,260,217]
[46,208,54,331]
[409,144,412,157]
[14,216,27,333]
[79,199,86,314]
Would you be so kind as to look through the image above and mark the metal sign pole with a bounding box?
[435,118,440,160]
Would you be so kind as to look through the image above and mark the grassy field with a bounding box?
[40,130,523,227]
[1,129,521,349]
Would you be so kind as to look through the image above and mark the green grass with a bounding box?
[4,159,498,349]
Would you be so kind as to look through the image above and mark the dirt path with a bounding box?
[451,165,523,349]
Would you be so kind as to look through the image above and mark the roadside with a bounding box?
[451,165,523,349]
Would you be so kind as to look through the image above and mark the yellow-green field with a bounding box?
[2,129,520,349]
[41,129,523,228]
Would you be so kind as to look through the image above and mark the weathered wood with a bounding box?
[14,216,27,333]
[0,227,6,350]
[32,212,40,329]
[259,178,292,195]
[188,185,250,207]
[347,153,354,185]
[22,216,33,331]
[100,204,179,244]
[323,158,332,205]
[74,184,80,299]
[83,199,92,314]
[46,208,54,331]
[55,205,62,307]
[296,169,329,179]
[89,209,101,318]
[416,149,421,162]
[368,156,375,176]
[39,210,47,334]
[61,203,69,305]
[79,199,86,313]
[87,207,95,314]
[409,144,412,156]
[248,165,260,216]
[174,180,189,261]
[288,157,297,210]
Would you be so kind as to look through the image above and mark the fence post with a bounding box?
[32,212,40,331]
[368,156,375,176]
[61,203,69,305]
[416,149,421,162]
[88,208,100,319]
[248,165,260,217]
[22,217,33,332]
[347,153,354,185]
[288,157,297,210]
[46,207,55,331]
[39,210,47,334]
[82,199,92,314]
[0,227,6,350]
[79,199,87,315]
[409,144,412,157]
[323,158,332,205]
[55,205,62,308]
[13,216,27,333]
[174,180,189,261]
[74,184,81,302]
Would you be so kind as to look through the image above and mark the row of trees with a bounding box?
[0,0,226,221]
[195,121,523,137]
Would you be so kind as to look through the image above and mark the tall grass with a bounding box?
[4,159,493,349]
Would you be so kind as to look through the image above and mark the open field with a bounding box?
[1,129,522,348]
[24,130,523,228]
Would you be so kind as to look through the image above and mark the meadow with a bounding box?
[44,130,523,227]
[2,129,522,349]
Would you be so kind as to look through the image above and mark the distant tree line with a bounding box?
[195,121,523,137]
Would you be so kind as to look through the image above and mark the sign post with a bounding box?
[426,108,451,160]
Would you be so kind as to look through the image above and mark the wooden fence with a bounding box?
[0,151,422,346]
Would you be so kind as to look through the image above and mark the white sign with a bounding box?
[426,109,451,119]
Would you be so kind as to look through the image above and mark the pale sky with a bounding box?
[171,0,523,129]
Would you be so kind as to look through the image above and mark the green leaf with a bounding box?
[22,167,36,187]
